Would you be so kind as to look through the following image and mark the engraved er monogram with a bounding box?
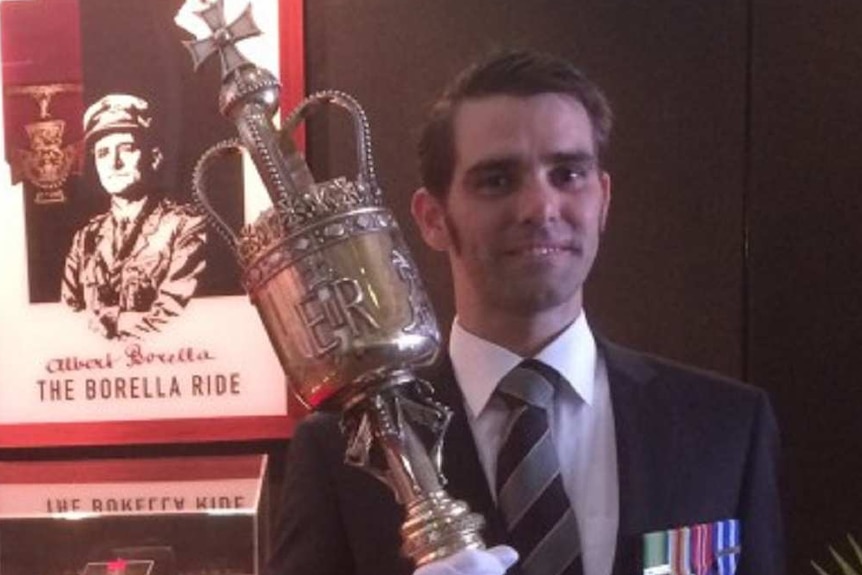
[296,269,382,357]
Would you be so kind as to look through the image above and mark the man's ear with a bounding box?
[599,171,611,232]
[411,187,450,252]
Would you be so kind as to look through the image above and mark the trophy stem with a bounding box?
[342,380,486,566]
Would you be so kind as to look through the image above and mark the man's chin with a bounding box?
[104,181,145,197]
[104,183,134,194]
[495,282,580,316]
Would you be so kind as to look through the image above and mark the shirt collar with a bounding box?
[111,195,149,223]
[449,313,598,419]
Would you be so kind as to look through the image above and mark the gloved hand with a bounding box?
[413,546,519,575]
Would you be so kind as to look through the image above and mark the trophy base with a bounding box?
[401,490,486,566]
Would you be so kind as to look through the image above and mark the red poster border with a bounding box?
[0,0,306,449]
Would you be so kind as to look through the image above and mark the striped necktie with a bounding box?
[495,359,583,575]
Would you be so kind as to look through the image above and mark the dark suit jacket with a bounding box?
[267,339,783,575]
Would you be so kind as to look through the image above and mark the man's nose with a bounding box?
[111,150,124,168]
[515,175,560,223]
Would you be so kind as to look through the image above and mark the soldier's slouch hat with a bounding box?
[83,94,153,144]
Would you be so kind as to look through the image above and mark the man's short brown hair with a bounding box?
[417,49,614,198]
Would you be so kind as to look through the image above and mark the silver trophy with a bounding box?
[183,0,484,565]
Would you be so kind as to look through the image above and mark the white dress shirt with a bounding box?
[449,313,619,575]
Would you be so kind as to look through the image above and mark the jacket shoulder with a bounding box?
[600,338,775,431]
[602,339,765,397]
[291,411,346,460]
[151,198,204,220]
[280,411,412,575]
[79,211,111,233]
[69,212,110,246]
[141,198,206,237]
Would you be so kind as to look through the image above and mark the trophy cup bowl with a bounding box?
[241,192,439,412]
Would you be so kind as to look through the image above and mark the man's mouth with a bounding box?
[506,243,577,257]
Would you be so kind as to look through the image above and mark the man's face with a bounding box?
[93,131,146,197]
[413,94,611,328]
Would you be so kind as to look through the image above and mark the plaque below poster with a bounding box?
[0,455,268,575]
[0,0,306,447]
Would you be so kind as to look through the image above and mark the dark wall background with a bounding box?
[2,1,860,574]
[748,0,862,569]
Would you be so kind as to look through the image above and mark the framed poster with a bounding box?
[0,0,305,447]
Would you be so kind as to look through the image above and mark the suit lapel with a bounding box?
[600,339,678,575]
[425,358,510,547]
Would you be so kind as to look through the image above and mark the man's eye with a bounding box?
[550,165,589,189]
[95,148,109,159]
[474,172,514,195]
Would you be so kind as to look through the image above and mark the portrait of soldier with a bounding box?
[60,93,207,340]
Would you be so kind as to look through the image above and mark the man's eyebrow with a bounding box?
[545,151,597,165]
[463,151,598,178]
[464,157,519,177]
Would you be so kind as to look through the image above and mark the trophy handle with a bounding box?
[192,137,245,251]
[281,90,382,204]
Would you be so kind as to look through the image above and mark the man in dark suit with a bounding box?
[268,50,783,575]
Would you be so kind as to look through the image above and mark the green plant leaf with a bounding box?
[828,545,860,575]
[849,535,862,567]
[813,560,834,575]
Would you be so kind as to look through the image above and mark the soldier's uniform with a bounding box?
[61,196,206,339]
[60,93,208,339]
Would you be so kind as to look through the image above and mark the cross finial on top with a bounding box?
[183,0,262,78]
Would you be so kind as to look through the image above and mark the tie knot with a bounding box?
[497,359,558,410]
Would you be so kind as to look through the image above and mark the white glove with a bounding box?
[413,546,519,575]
